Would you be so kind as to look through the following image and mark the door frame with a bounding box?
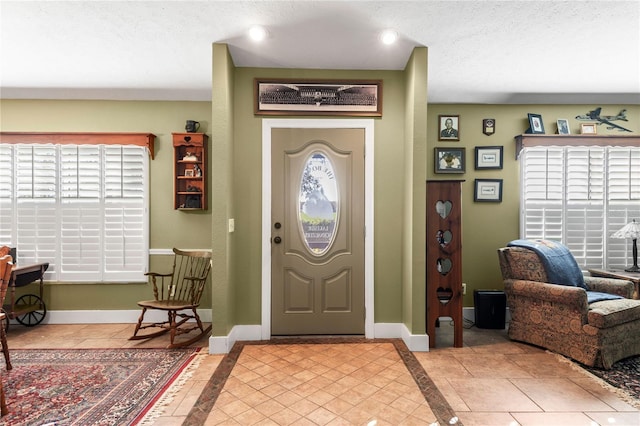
[261,119,374,339]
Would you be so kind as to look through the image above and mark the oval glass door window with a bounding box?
[298,151,339,256]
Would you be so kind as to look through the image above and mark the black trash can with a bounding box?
[474,290,506,329]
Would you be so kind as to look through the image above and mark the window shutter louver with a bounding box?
[521,148,564,241]
[0,145,13,245]
[103,146,148,281]
[521,145,640,271]
[606,148,640,270]
[0,143,148,282]
[13,145,58,277]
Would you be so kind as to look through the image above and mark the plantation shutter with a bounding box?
[103,146,147,281]
[608,148,640,268]
[60,145,102,280]
[0,143,148,282]
[521,145,640,270]
[15,145,59,276]
[0,144,14,252]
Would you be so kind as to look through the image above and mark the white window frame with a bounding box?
[520,145,640,270]
[0,140,150,283]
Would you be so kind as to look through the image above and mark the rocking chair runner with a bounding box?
[130,248,212,348]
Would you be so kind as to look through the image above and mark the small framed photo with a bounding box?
[527,113,545,134]
[435,147,465,174]
[581,123,597,134]
[557,119,570,135]
[474,179,503,202]
[475,146,503,170]
[184,169,194,177]
[438,115,460,141]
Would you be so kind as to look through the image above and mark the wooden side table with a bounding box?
[588,269,640,300]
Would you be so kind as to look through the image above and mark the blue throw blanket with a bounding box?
[508,239,622,303]
[587,291,623,304]
[508,239,587,288]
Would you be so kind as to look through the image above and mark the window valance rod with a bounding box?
[0,132,156,159]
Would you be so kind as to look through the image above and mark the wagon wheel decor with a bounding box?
[15,294,47,326]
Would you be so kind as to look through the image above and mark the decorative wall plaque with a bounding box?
[482,118,495,136]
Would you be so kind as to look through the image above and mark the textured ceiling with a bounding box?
[1,0,639,104]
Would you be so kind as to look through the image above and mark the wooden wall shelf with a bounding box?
[173,132,208,210]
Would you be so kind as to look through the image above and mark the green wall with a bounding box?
[427,104,640,306]
[220,64,419,329]
[402,48,428,333]
[1,76,637,336]
[0,99,213,308]
[210,44,237,335]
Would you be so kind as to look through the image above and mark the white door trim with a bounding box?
[261,119,374,339]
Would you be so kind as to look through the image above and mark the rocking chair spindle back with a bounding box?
[129,248,212,348]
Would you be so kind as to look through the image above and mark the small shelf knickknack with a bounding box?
[173,132,208,210]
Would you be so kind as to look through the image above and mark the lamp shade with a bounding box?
[611,219,640,239]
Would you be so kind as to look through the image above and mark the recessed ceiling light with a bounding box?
[249,25,268,42]
[380,30,398,45]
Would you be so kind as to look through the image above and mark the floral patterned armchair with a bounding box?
[498,246,640,369]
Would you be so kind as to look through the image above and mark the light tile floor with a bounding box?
[3,322,639,425]
[185,338,448,425]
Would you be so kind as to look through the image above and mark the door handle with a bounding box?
[273,236,282,244]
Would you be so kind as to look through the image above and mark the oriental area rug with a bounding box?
[584,355,640,408]
[183,338,458,426]
[2,347,200,425]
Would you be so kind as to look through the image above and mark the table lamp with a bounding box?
[611,219,640,272]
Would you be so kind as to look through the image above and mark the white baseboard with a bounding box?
[33,308,509,355]
[209,325,262,354]
[208,322,430,354]
[374,322,430,352]
[463,306,475,323]
[33,309,212,325]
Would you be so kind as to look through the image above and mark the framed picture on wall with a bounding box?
[474,179,503,202]
[438,115,460,141]
[435,147,465,173]
[254,79,382,116]
[474,146,503,170]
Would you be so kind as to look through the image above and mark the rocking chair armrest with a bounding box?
[145,272,173,278]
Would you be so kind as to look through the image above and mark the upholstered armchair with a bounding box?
[498,243,640,369]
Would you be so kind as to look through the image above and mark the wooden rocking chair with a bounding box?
[130,248,212,348]
[0,253,13,417]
